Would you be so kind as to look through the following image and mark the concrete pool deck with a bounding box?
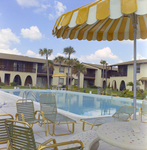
[0,90,127,150]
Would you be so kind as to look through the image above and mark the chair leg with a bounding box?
[82,122,85,132]
[43,120,47,136]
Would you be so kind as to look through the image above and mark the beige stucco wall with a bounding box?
[0,70,37,86]
[109,63,146,91]
[94,69,102,87]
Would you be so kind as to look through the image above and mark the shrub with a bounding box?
[0,82,5,86]
[90,85,97,88]
[10,82,17,86]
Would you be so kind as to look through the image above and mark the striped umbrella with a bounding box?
[52,0,147,120]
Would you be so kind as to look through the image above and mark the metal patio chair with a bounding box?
[139,100,147,123]
[0,114,13,149]
[80,105,134,131]
[5,119,83,150]
[15,99,47,136]
[39,93,76,136]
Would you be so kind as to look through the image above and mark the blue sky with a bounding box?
[0,0,147,65]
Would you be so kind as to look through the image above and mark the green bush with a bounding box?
[10,82,17,86]
[0,82,5,86]
[90,85,97,88]
[119,89,146,99]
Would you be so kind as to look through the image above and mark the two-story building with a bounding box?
[109,59,147,91]
[0,53,146,91]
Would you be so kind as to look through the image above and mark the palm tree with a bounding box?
[73,63,87,90]
[65,58,79,87]
[63,46,76,89]
[127,81,140,91]
[105,62,108,88]
[53,56,65,88]
[100,60,106,88]
[44,60,54,87]
[39,48,53,89]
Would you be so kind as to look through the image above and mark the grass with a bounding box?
[0,85,146,99]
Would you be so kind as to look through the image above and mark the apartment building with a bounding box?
[109,59,147,91]
[0,53,146,91]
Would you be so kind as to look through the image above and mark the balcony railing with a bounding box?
[37,69,53,74]
[84,73,95,77]
[0,66,36,73]
[111,72,127,77]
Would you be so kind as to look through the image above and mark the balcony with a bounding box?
[37,69,53,75]
[0,66,36,73]
[84,73,95,79]
[111,72,127,77]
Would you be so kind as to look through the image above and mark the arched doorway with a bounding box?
[13,75,21,86]
[24,76,32,86]
[103,80,106,88]
[120,80,126,91]
[112,80,117,89]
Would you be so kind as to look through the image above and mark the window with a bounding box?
[59,66,64,73]
[74,79,78,85]
[137,64,140,73]
[59,78,64,85]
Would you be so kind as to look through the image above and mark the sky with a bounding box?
[0,0,147,65]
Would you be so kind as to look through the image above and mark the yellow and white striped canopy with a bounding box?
[52,0,147,41]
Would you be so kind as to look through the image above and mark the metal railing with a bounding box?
[22,90,39,102]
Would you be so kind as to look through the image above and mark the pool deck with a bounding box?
[0,90,131,150]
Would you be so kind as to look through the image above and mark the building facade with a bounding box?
[0,53,147,91]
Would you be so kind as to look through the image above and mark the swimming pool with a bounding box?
[1,89,142,117]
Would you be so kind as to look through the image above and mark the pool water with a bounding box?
[1,89,142,117]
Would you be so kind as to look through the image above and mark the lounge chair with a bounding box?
[139,100,147,122]
[39,93,76,136]
[5,119,84,150]
[80,105,134,131]
[15,99,47,136]
[0,114,13,149]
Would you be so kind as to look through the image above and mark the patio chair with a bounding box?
[80,105,134,131]
[39,93,76,136]
[139,100,147,122]
[0,114,13,149]
[15,99,47,136]
[5,119,84,150]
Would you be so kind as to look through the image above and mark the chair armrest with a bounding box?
[15,113,25,122]
[139,107,142,115]
[40,138,57,146]
[38,140,83,150]
[35,110,45,120]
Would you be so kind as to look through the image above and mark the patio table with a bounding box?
[97,122,147,150]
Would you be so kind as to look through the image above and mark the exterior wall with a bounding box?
[110,63,147,91]
[94,69,102,87]
[80,73,84,88]
[0,70,36,86]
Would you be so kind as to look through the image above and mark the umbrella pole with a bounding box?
[132,13,137,120]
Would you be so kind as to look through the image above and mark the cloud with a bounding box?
[54,1,66,16]
[0,28,20,49]
[16,0,39,7]
[132,53,146,60]
[0,48,21,55]
[49,14,54,20]
[25,50,41,58]
[34,4,51,13]
[21,26,42,40]
[79,47,122,64]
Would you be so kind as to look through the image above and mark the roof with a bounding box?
[0,53,45,63]
[109,59,147,67]
[82,62,117,71]
[0,53,68,66]
[138,77,147,81]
